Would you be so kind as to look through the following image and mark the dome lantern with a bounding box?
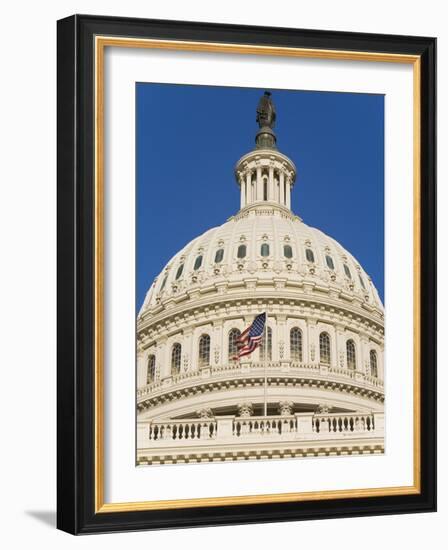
[235,91,297,212]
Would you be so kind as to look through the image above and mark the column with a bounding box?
[158,338,170,379]
[239,173,245,209]
[276,314,286,362]
[378,344,385,380]
[286,175,291,209]
[245,171,251,206]
[359,334,370,375]
[268,165,274,201]
[213,320,223,367]
[256,165,262,202]
[237,403,254,417]
[155,341,164,381]
[307,319,318,364]
[274,171,279,202]
[136,348,146,388]
[279,171,285,206]
[183,328,194,372]
[278,401,294,415]
[335,324,346,369]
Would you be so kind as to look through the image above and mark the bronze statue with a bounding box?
[256,91,276,129]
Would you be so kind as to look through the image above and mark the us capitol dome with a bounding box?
[136,92,385,465]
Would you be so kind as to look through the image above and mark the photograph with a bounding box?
[54,12,436,535]
[135,84,385,466]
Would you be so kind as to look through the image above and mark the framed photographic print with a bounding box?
[57,15,436,534]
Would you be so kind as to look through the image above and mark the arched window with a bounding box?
[326,255,335,270]
[346,339,356,370]
[305,248,315,263]
[171,343,181,374]
[284,244,293,258]
[147,354,156,384]
[198,334,210,367]
[319,332,331,364]
[370,350,378,377]
[263,178,268,201]
[344,264,352,279]
[237,244,247,259]
[214,248,224,263]
[228,328,241,361]
[290,327,303,362]
[175,264,184,280]
[358,274,366,289]
[260,326,272,361]
[193,255,203,270]
[260,243,270,257]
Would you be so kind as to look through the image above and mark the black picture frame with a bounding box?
[57,14,436,535]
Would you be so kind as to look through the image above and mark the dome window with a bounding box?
[237,244,247,259]
[147,354,156,384]
[344,264,352,279]
[260,243,270,257]
[370,350,378,378]
[171,343,181,375]
[290,327,303,362]
[175,264,184,280]
[228,328,241,361]
[319,332,331,364]
[305,248,315,263]
[214,248,224,263]
[193,255,203,270]
[198,334,211,367]
[358,274,366,289]
[326,255,335,270]
[284,245,293,259]
[263,179,268,201]
[346,339,356,370]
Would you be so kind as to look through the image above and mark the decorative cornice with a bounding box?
[137,442,384,466]
[138,293,384,347]
[137,367,384,413]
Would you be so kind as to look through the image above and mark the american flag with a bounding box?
[235,313,266,360]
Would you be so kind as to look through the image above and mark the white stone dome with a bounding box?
[136,92,384,465]
[140,203,383,317]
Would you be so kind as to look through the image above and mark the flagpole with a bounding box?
[264,311,268,417]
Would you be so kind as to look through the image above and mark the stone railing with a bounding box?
[148,418,217,442]
[312,412,377,434]
[138,412,384,449]
[137,361,384,402]
[233,415,298,437]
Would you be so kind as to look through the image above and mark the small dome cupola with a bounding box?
[235,91,297,212]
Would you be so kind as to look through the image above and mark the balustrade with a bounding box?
[137,361,384,401]
[312,413,376,434]
[148,419,217,441]
[142,412,383,448]
[233,416,297,437]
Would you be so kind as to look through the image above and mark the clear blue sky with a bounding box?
[136,83,384,310]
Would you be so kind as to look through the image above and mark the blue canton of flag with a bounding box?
[235,312,266,359]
